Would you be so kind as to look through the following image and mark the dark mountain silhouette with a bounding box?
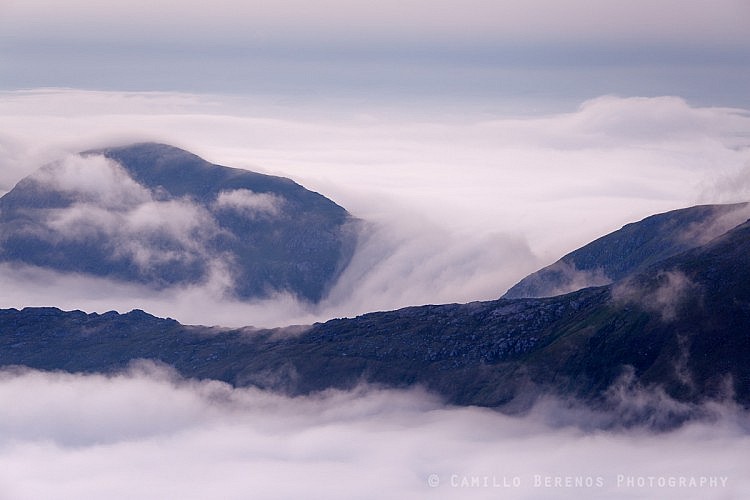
[503,202,750,298]
[0,143,357,302]
[1,204,749,427]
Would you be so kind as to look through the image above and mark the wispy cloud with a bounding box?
[613,270,701,322]
[213,189,284,218]
[7,153,229,285]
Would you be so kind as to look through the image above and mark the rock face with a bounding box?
[1,203,749,427]
[0,143,358,302]
[503,202,750,299]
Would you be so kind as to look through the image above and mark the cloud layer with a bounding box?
[0,90,749,326]
[1,91,749,498]
[0,365,747,499]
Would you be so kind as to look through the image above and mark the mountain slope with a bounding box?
[503,202,750,298]
[1,215,749,426]
[0,143,357,302]
[0,201,749,430]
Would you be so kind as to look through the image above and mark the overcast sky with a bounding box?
[4,0,749,47]
[2,0,749,107]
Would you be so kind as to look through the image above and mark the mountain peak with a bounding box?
[504,202,750,299]
[0,143,358,302]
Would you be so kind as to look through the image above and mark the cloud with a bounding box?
[677,202,750,245]
[0,90,749,326]
[613,271,701,322]
[510,260,613,298]
[559,96,750,148]
[0,365,747,499]
[323,219,537,315]
[30,154,151,209]
[214,189,284,218]
[39,199,220,272]
[9,153,228,284]
[699,165,750,206]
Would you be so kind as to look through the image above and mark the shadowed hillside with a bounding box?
[1,209,749,428]
[0,143,358,302]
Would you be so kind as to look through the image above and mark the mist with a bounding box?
[0,365,746,499]
[1,90,749,326]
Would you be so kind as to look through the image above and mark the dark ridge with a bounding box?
[504,202,749,299]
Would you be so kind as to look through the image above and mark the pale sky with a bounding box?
[3,0,749,44]
[1,0,749,107]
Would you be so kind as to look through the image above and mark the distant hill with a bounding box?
[0,143,357,302]
[503,202,750,299]
[2,203,749,428]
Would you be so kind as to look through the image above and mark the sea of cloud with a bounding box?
[1,90,750,498]
[0,90,749,326]
[0,364,747,500]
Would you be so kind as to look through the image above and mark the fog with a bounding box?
[1,90,749,326]
[0,365,746,499]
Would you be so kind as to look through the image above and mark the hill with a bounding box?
[0,143,357,302]
[503,202,750,298]
[1,209,749,427]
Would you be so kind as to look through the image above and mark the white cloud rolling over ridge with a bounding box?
[1,90,749,327]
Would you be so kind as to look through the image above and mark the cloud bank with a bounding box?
[0,365,747,499]
[0,90,749,326]
[1,90,749,497]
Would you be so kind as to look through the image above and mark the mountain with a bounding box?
[0,143,357,302]
[1,205,749,427]
[503,202,750,298]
